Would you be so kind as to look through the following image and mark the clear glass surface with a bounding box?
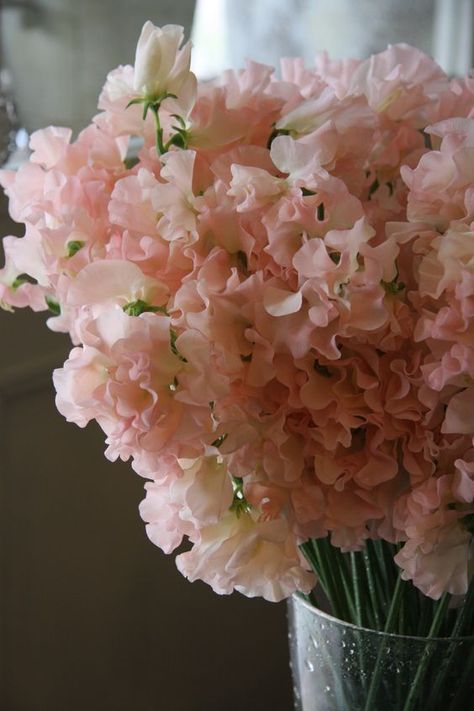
[289,593,474,711]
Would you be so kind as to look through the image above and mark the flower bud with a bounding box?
[133,22,195,105]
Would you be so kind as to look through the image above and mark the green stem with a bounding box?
[404,582,421,635]
[300,541,332,609]
[335,551,357,622]
[426,578,474,708]
[401,593,450,711]
[362,550,383,630]
[312,539,347,620]
[323,539,353,621]
[363,573,404,711]
[416,594,433,637]
[350,552,363,627]
[447,644,474,711]
[150,104,166,155]
[298,541,352,710]
[398,585,406,636]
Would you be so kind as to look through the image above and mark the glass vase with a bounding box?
[289,593,474,711]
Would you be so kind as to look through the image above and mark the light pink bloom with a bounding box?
[395,522,472,599]
[152,150,201,239]
[139,456,234,553]
[3,27,474,602]
[176,512,315,602]
[348,43,448,126]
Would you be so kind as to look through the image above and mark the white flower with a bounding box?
[133,21,196,113]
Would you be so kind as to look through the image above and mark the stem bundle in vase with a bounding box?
[300,538,474,709]
[1,21,474,709]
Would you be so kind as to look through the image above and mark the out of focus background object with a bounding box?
[192,0,474,79]
[433,0,473,76]
[1,0,195,134]
[0,68,17,164]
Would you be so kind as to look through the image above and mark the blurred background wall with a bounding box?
[0,1,473,710]
[1,0,196,133]
[192,0,473,80]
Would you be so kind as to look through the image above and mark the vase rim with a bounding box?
[291,592,474,643]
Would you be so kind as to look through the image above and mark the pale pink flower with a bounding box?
[139,456,234,553]
[3,26,474,602]
[66,259,168,313]
[393,473,474,598]
[348,43,448,126]
[176,512,315,602]
[152,150,201,239]
[395,522,472,599]
[402,118,474,228]
[227,165,285,212]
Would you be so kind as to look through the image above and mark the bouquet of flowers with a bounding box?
[1,21,474,709]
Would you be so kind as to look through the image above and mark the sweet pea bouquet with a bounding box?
[1,20,474,647]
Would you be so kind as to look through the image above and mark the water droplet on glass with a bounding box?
[305,658,315,672]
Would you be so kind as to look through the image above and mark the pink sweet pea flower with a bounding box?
[176,512,315,602]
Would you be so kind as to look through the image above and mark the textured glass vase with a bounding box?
[289,593,474,711]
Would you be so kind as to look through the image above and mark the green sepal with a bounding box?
[314,360,332,378]
[124,156,140,170]
[266,126,290,149]
[123,300,168,317]
[166,131,188,150]
[381,279,405,295]
[142,101,151,120]
[170,114,186,129]
[126,97,145,109]
[66,240,85,258]
[368,178,380,198]
[12,273,37,290]
[45,296,61,315]
[170,328,188,363]
[211,433,228,448]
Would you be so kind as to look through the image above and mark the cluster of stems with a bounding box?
[300,537,474,710]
